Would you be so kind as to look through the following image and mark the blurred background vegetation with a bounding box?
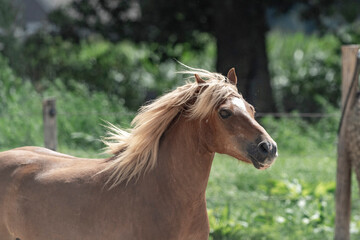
[1,0,360,239]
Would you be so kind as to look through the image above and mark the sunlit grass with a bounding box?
[207,144,360,239]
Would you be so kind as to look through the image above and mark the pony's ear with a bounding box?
[227,68,237,85]
[195,74,206,84]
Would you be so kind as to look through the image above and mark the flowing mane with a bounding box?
[100,66,240,188]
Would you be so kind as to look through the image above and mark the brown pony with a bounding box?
[0,67,277,240]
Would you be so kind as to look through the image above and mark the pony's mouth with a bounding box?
[248,155,272,170]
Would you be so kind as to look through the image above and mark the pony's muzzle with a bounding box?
[247,139,278,169]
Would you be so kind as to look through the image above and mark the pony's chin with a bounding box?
[233,155,272,170]
[254,163,271,170]
[249,157,273,170]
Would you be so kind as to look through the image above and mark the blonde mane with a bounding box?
[100,66,240,188]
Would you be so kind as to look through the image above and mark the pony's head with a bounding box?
[189,67,278,169]
[102,66,277,188]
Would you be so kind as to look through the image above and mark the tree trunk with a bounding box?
[214,0,276,113]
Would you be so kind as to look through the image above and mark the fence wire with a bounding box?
[53,111,340,118]
[256,112,340,118]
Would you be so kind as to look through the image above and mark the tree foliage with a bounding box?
[48,0,360,113]
[49,0,360,51]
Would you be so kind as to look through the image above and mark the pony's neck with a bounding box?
[154,117,215,200]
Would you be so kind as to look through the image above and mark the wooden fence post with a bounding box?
[43,98,57,151]
[335,45,360,240]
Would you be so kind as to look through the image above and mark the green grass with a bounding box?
[206,133,360,239]
[203,114,359,239]
[207,152,336,240]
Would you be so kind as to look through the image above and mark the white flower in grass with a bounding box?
[275,216,286,223]
[302,218,310,225]
[298,198,306,208]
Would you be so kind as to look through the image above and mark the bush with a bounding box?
[259,109,339,156]
[2,28,347,115]
[22,34,154,110]
[18,33,216,110]
[0,53,132,150]
[44,79,133,149]
[13,30,344,114]
[0,55,43,147]
[268,32,342,113]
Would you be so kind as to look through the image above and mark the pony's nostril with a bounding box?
[258,141,270,155]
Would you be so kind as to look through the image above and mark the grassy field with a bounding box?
[205,120,360,239]
[208,152,337,239]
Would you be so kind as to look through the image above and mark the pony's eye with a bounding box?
[219,109,232,119]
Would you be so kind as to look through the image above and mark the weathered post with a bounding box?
[43,98,57,151]
[335,45,360,240]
